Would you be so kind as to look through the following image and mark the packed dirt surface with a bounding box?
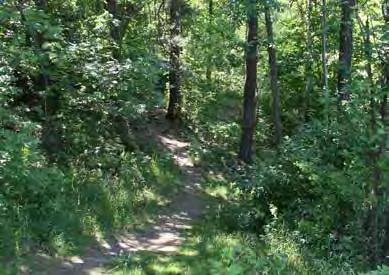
[27,113,205,275]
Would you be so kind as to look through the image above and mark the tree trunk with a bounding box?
[357,6,388,261]
[305,0,313,118]
[264,3,282,145]
[166,0,182,120]
[337,0,355,104]
[206,0,213,82]
[321,0,329,119]
[378,0,389,259]
[363,18,380,263]
[239,0,258,163]
[382,0,388,127]
[208,0,213,19]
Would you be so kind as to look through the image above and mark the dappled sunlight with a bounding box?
[23,114,207,274]
[158,135,190,151]
[1,0,387,273]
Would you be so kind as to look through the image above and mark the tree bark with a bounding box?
[206,0,213,82]
[239,0,258,163]
[337,0,355,104]
[381,0,388,127]
[378,0,389,259]
[321,0,329,119]
[166,0,182,120]
[264,3,282,145]
[363,18,380,263]
[305,0,313,118]
[357,6,388,261]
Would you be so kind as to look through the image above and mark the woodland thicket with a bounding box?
[0,0,388,273]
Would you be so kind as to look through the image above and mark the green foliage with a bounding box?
[111,173,355,275]
[0,0,177,265]
[0,0,388,273]
[366,265,389,275]
[183,0,388,271]
[228,115,388,268]
[0,108,181,261]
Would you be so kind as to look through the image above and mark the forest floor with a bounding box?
[25,113,207,274]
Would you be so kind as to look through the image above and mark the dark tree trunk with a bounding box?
[206,0,213,82]
[264,3,282,145]
[378,0,389,259]
[362,18,381,263]
[166,0,182,120]
[382,0,388,127]
[304,0,313,118]
[321,0,329,119]
[357,5,389,261]
[208,0,213,17]
[337,0,355,104]
[239,0,258,163]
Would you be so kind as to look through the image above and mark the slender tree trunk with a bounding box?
[337,0,355,104]
[305,0,313,118]
[382,0,388,127]
[378,0,389,259]
[357,6,388,261]
[362,18,380,263]
[264,3,282,145]
[321,0,329,119]
[166,0,182,120]
[206,0,213,82]
[239,0,258,163]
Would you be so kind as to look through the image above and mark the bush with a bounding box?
[235,118,388,268]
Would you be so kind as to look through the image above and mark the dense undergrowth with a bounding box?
[180,83,389,273]
[0,110,182,267]
[0,3,182,269]
[1,0,388,274]
[108,80,388,274]
[110,171,356,274]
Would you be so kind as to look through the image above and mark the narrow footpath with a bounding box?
[31,115,205,275]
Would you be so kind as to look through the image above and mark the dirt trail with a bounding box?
[30,117,205,275]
